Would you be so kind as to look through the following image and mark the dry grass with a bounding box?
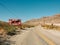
[41,24,60,30]
[21,24,35,28]
[0,21,16,34]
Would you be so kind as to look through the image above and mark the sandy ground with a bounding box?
[10,26,60,45]
[36,26,60,45]
[10,30,31,45]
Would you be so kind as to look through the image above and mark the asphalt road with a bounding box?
[10,27,60,45]
[21,30,48,45]
[21,28,56,45]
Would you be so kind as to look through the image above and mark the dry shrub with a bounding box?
[41,24,60,30]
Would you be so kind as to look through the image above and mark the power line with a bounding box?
[0,0,16,16]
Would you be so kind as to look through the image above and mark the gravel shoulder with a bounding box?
[10,29,31,45]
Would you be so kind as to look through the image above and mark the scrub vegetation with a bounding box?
[41,24,60,30]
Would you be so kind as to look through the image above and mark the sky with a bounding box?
[0,0,60,22]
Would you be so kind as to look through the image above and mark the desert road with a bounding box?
[10,26,60,45]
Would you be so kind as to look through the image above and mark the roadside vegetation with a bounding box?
[0,21,17,36]
[0,21,35,35]
[41,24,60,30]
[21,24,35,28]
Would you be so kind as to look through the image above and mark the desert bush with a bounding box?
[0,21,17,35]
[19,24,35,29]
[41,24,60,30]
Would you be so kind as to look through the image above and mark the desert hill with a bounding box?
[24,14,60,26]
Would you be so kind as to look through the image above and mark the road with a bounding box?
[10,26,60,45]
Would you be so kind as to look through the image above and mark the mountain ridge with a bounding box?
[24,14,60,26]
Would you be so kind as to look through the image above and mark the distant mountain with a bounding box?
[24,14,60,26]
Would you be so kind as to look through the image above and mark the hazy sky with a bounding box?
[0,0,60,22]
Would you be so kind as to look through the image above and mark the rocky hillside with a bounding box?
[24,14,60,26]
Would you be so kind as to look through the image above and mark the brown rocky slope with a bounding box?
[24,14,60,26]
